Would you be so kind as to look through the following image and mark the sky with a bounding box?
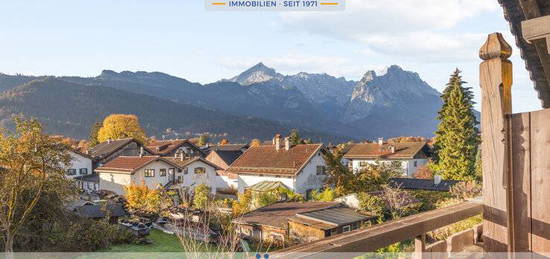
[0,0,541,112]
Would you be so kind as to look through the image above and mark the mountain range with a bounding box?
[0,63,444,142]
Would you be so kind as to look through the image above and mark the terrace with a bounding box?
[275,0,550,257]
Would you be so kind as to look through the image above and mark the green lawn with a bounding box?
[104,229,184,252]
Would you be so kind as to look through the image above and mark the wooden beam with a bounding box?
[273,201,482,259]
[522,15,550,53]
[414,234,427,259]
[479,32,514,252]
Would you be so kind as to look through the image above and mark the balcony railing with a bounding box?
[274,201,483,259]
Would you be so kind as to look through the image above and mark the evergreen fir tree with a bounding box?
[288,129,301,145]
[432,69,479,180]
[88,122,102,147]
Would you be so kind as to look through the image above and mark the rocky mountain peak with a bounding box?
[229,62,283,85]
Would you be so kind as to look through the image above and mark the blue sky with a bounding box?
[0,0,541,112]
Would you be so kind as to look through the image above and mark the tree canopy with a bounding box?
[97,114,147,144]
[0,117,73,253]
[431,70,480,181]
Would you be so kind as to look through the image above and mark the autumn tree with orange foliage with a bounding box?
[97,114,147,144]
[413,165,434,179]
[124,182,171,215]
[249,139,262,147]
[219,138,230,145]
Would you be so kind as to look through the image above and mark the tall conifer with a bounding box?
[432,69,479,180]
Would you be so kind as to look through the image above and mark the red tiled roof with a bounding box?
[234,201,341,229]
[343,142,427,160]
[96,156,181,174]
[226,144,323,176]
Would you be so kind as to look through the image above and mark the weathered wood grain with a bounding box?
[529,108,550,252]
[479,32,513,252]
[510,112,532,252]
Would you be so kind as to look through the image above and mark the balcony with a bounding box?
[274,201,482,259]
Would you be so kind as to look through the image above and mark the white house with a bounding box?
[65,150,97,193]
[95,156,221,196]
[342,139,430,177]
[225,135,328,199]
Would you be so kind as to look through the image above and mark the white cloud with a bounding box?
[278,0,498,62]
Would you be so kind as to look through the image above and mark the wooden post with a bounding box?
[479,33,513,252]
[414,234,426,259]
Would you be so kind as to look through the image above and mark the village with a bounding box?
[2,0,550,257]
[34,107,480,254]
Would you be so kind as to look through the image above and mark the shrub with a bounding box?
[311,188,336,202]
[358,192,385,220]
[412,190,452,212]
[412,165,433,179]
[450,181,482,200]
[193,184,212,209]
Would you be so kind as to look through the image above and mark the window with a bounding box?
[414,161,418,167]
[184,168,189,174]
[169,168,175,175]
[160,168,167,177]
[316,166,326,175]
[359,161,369,167]
[343,225,351,233]
[177,176,183,183]
[79,168,88,175]
[194,167,206,174]
[67,169,77,176]
[144,169,155,177]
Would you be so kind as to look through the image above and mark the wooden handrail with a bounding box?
[273,201,482,258]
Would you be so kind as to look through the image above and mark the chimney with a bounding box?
[378,137,384,146]
[389,145,396,153]
[434,175,442,185]
[180,151,184,161]
[273,134,281,151]
[284,137,290,151]
[107,139,112,144]
[139,147,144,157]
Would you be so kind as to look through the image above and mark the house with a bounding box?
[234,201,369,244]
[205,145,247,190]
[88,138,152,168]
[65,150,97,193]
[146,139,205,158]
[226,134,328,198]
[343,139,430,177]
[95,155,221,196]
[163,156,223,193]
[288,206,371,243]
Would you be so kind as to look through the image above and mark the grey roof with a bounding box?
[73,174,99,183]
[74,202,126,218]
[204,144,249,153]
[499,0,550,108]
[295,207,370,227]
[215,150,243,165]
[88,138,144,160]
[389,178,460,192]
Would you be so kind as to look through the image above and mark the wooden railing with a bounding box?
[273,201,482,259]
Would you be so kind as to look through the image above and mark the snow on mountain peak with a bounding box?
[229,62,282,85]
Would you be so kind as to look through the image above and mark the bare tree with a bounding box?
[380,184,420,219]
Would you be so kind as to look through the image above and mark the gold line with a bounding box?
[212,2,226,5]
[320,2,339,5]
